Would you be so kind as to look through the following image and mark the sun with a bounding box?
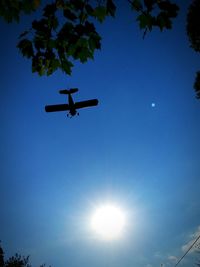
[90,204,126,241]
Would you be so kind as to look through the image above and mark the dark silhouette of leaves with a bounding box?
[17,39,34,58]
[187,0,200,98]
[0,242,4,267]
[93,6,107,23]
[137,13,154,30]
[5,254,30,267]
[131,0,179,36]
[0,243,50,267]
[131,0,143,11]
[0,0,199,100]
[63,8,77,21]
[187,0,200,52]
[43,3,57,18]
[13,0,113,76]
[194,71,200,99]
[144,0,154,12]
[18,30,30,39]
[0,0,40,23]
[106,0,116,17]
[1,0,179,77]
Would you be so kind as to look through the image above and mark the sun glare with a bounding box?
[90,204,126,241]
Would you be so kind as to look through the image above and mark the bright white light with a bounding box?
[151,102,156,107]
[90,204,126,241]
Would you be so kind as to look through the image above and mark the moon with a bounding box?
[90,204,126,241]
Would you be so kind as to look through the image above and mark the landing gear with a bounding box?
[67,111,79,117]
[67,114,72,118]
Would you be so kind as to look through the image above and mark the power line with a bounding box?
[173,233,200,267]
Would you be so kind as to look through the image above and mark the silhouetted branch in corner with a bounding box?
[0,241,51,267]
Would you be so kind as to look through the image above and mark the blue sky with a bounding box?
[0,1,200,267]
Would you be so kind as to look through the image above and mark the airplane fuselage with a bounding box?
[68,93,77,116]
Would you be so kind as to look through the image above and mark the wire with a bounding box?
[173,233,200,267]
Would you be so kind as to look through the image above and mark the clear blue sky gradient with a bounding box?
[0,1,200,267]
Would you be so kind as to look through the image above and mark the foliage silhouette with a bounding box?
[15,0,115,76]
[0,242,50,267]
[130,0,179,37]
[187,0,200,98]
[0,0,199,98]
[0,243,4,267]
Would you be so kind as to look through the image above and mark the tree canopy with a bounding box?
[0,242,49,267]
[0,0,199,98]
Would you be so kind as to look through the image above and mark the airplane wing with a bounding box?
[74,99,98,109]
[45,104,69,112]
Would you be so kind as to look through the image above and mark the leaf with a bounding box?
[70,0,84,11]
[84,21,96,34]
[131,0,143,11]
[51,58,60,70]
[75,24,85,35]
[137,13,153,29]
[43,3,57,17]
[32,19,48,32]
[159,12,172,29]
[106,0,116,17]
[144,0,154,11]
[68,37,92,62]
[18,30,29,39]
[158,1,179,17]
[89,33,101,50]
[85,4,94,16]
[79,47,93,62]
[58,22,74,39]
[93,6,107,23]
[47,39,56,49]
[156,13,168,30]
[17,39,34,58]
[88,37,96,52]
[63,8,77,21]
[34,36,46,50]
[187,0,200,52]
[21,0,36,14]
[61,59,73,75]
[1,4,21,23]
[32,54,44,75]
[47,58,60,75]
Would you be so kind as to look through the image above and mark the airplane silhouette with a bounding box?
[45,88,98,117]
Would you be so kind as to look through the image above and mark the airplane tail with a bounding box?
[59,88,78,95]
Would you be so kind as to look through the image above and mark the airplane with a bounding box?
[45,88,98,117]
